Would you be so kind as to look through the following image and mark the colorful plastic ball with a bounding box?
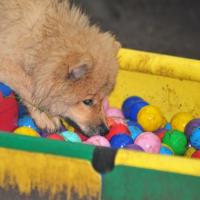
[60,131,81,143]
[75,130,89,141]
[162,130,187,155]
[18,103,28,118]
[154,128,167,141]
[106,123,130,141]
[61,119,75,132]
[164,123,172,131]
[189,127,200,150]
[128,124,143,141]
[46,133,65,141]
[106,117,126,127]
[14,127,40,137]
[106,107,124,119]
[124,144,144,152]
[184,147,196,158]
[170,112,193,132]
[191,150,200,159]
[84,135,110,147]
[160,144,174,155]
[137,105,165,132]
[122,96,145,119]
[127,121,143,131]
[134,132,161,153]
[0,82,12,97]
[185,118,200,139]
[110,134,133,149]
[0,93,18,132]
[129,101,149,121]
[18,115,40,132]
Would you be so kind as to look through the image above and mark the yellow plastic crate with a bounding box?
[0,48,200,200]
[110,48,200,119]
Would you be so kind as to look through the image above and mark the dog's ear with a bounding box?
[68,63,90,81]
[64,52,93,81]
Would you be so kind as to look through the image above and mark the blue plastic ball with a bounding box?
[18,103,28,118]
[129,101,149,121]
[18,115,40,132]
[128,124,143,141]
[0,82,12,97]
[60,131,81,143]
[122,96,144,118]
[110,133,133,149]
[127,121,144,131]
[160,144,174,155]
[190,127,200,150]
[164,123,172,131]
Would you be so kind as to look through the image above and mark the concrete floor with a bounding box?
[73,0,200,59]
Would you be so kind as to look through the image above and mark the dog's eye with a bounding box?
[83,99,93,106]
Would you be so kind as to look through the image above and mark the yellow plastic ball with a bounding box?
[137,105,165,132]
[14,127,40,137]
[61,119,75,132]
[184,147,196,158]
[171,112,193,132]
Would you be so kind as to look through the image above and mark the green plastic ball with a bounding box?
[162,130,187,155]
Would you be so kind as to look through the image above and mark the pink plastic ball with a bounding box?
[84,135,111,147]
[134,132,161,153]
[106,107,125,119]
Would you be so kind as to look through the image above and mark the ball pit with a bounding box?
[122,96,145,119]
[0,82,12,97]
[185,147,196,158]
[134,132,161,153]
[110,134,133,149]
[84,135,111,147]
[160,144,174,155]
[18,115,41,133]
[46,133,65,141]
[137,105,166,132]
[185,118,200,139]
[124,144,144,151]
[61,131,82,143]
[14,127,40,137]
[0,89,200,160]
[191,150,200,159]
[189,127,200,150]
[171,112,193,132]
[163,130,187,155]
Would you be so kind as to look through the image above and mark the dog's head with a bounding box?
[33,22,120,136]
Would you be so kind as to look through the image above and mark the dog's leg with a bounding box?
[0,58,61,131]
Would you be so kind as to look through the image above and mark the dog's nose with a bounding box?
[98,123,109,136]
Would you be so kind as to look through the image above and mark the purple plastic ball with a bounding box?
[154,128,167,135]
[125,144,144,151]
[185,118,200,139]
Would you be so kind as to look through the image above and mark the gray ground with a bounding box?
[73,0,200,59]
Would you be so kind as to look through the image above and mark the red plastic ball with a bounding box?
[75,130,89,141]
[0,93,18,132]
[46,133,65,141]
[192,150,200,159]
[106,123,130,141]
[155,129,167,141]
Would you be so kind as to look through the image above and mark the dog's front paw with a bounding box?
[30,110,61,132]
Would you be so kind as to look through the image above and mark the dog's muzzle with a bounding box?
[97,123,109,136]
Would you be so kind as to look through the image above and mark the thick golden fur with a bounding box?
[0,0,120,136]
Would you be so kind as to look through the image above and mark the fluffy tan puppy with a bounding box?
[0,0,120,136]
